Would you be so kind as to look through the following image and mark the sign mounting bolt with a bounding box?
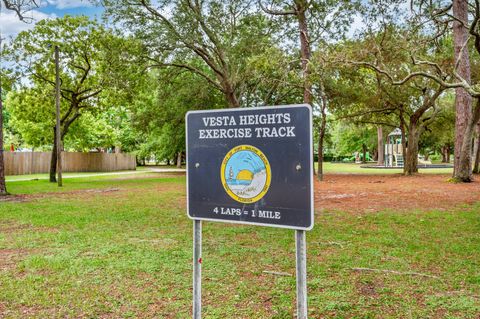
[195,163,200,168]
[296,164,302,171]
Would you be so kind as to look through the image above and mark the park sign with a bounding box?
[186,104,313,230]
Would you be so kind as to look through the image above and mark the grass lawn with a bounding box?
[0,172,479,318]
[320,162,454,175]
[5,170,147,182]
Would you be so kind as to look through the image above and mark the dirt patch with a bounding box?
[14,181,184,203]
[0,249,31,271]
[315,174,480,213]
[111,172,184,181]
[0,222,57,234]
[14,187,124,202]
[0,222,54,272]
[0,223,42,235]
[8,173,480,214]
[0,195,29,203]
[83,187,121,193]
[355,279,381,298]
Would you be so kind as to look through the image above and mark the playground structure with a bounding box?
[383,128,435,168]
[384,128,404,167]
[353,151,372,163]
[345,128,450,169]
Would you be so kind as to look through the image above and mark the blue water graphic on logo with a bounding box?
[225,150,265,186]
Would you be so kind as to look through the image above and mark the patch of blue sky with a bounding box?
[38,0,103,17]
[0,0,103,39]
[39,5,103,17]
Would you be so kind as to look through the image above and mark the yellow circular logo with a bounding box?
[221,145,271,204]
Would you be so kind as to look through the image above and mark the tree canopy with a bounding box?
[3,0,478,181]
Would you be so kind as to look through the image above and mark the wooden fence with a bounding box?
[4,152,136,176]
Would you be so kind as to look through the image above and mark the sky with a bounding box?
[0,0,374,42]
[0,0,103,39]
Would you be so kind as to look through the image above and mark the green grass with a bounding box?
[320,162,454,175]
[5,162,450,183]
[0,174,478,318]
[5,172,161,195]
[6,170,146,182]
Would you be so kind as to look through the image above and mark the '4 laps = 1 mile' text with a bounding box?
[213,207,281,219]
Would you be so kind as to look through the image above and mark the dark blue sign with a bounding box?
[186,104,313,230]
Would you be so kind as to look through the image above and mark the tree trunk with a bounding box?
[473,122,480,173]
[225,89,240,108]
[399,118,407,168]
[317,119,325,181]
[223,78,239,108]
[441,146,448,163]
[317,81,328,181]
[456,100,480,180]
[404,122,419,175]
[49,127,57,183]
[377,127,384,166]
[473,139,480,174]
[361,144,367,164]
[317,134,324,180]
[457,120,475,181]
[0,77,7,195]
[452,0,473,181]
[176,152,182,168]
[296,1,312,105]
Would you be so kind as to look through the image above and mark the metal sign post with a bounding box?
[296,230,307,319]
[193,220,202,319]
[187,104,313,318]
[54,45,62,187]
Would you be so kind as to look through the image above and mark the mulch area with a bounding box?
[315,174,480,213]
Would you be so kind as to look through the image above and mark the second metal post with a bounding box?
[193,220,202,319]
[296,229,307,318]
[54,45,62,187]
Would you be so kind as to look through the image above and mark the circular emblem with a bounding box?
[221,145,271,203]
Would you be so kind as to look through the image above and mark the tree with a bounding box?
[377,126,384,165]
[0,37,6,195]
[340,18,457,175]
[419,95,455,163]
[374,0,480,181]
[311,50,348,177]
[242,47,303,107]
[330,121,376,160]
[260,0,314,104]
[131,67,223,166]
[6,87,53,148]
[260,0,358,180]
[0,0,40,195]
[350,74,445,175]
[1,0,39,21]
[6,87,122,152]
[452,0,473,179]
[102,0,277,108]
[7,16,134,181]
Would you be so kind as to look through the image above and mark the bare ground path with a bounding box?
[7,171,480,213]
[315,174,480,213]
